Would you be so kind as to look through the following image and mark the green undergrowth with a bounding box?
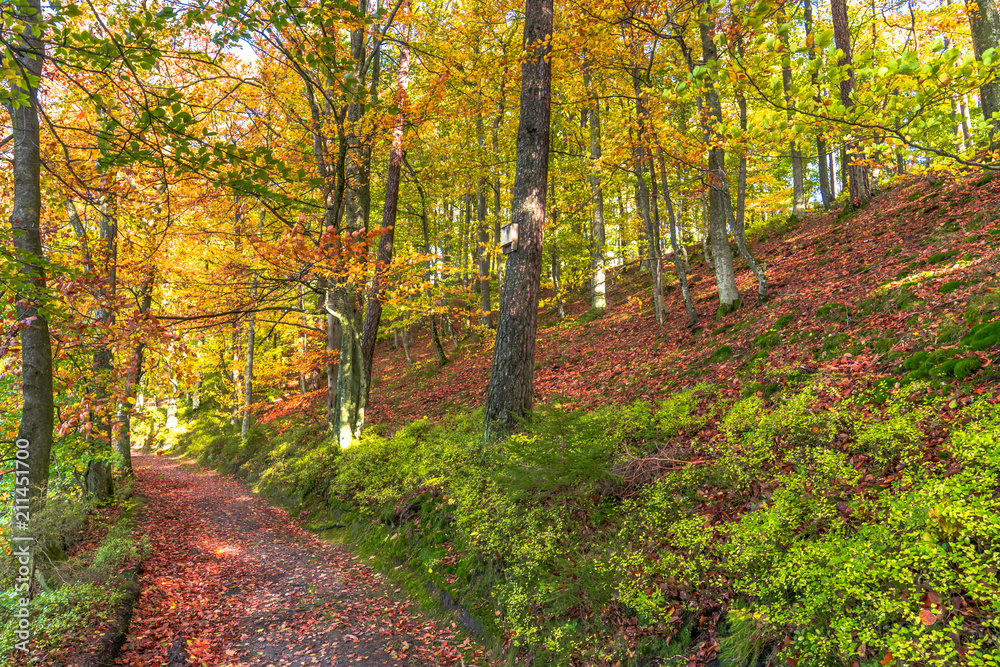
[170,373,1000,666]
[0,492,148,656]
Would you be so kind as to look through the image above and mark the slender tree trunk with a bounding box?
[483,0,553,439]
[829,149,837,198]
[699,9,741,312]
[118,268,154,471]
[549,171,565,320]
[241,310,255,442]
[6,0,52,529]
[584,68,607,311]
[401,324,412,366]
[475,114,493,327]
[966,0,1000,139]
[732,94,768,299]
[804,0,833,209]
[780,25,806,217]
[361,15,410,400]
[657,154,697,326]
[831,0,872,207]
[632,71,666,323]
[551,241,565,320]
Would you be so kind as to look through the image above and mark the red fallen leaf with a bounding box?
[919,609,939,625]
[880,652,895,665]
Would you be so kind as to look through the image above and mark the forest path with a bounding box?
[116,451,479,667]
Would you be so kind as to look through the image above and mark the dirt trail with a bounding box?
[117,452,485,666]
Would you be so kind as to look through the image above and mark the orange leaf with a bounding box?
[919,609,939,625]
[880,652,895,666]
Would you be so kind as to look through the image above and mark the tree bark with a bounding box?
[117,268,154,474]
[483,0,553,439]
[831,0,872,207]
[361,12,410,400]
[329,0,375,446]
[966,0,1000,139]
[584,67,607,311]
[241,307,255,442]
[475,113,493,327]
[632,70,666,324]
[732,94,768,299]
[549,171,565,320]
[657,153,697,326]
[780,21,806,218]
[6,0,52,524]
[699,9,741,312]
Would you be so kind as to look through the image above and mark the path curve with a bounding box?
[117,451,486,666]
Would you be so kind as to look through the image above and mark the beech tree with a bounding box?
[4,0,53,517]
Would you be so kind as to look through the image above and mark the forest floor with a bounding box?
[362,170,1000,429]
[116,452,488,666]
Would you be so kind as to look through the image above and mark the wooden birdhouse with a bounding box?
[501,222,519,254]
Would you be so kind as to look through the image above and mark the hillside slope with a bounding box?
[183,170,1000,667]
[366,170,1000,428]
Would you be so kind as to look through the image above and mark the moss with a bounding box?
[575,307,605,325]
[974,173,994,187]
[966,212,986,231]
[816,302,851,323]
[953,357,983,379]
[874,337,897,354]
[774,313,795,329]
[938,280,963,295]
[717,299,742,318]
[902,351,929,371]
[816,333,848,359]
[961,321,1000,351]
[885,246,903,257]
[907,192,922,202]
[753,331,782,350]
[928,250,958,264]
[709,345,734,363]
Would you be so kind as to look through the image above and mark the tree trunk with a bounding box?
[6,0,52,527]
[829,149,837,198]
[401,325,412,366]
[483,0,553,440]
[475,114,493,327]
[117,268,154,472]
[329,3,373,447]
[412,174,448,367]
[831,0,871,207]
[632,71,666,324]
[241,310,255,442]
[780,24,806,218]
[966,0,1000,139]
[732,94,768,299]
[584,68,607,311]
[699,10,741,312]
[804,0,833,209]
[657,153,697,326]
[361,15,409,400]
